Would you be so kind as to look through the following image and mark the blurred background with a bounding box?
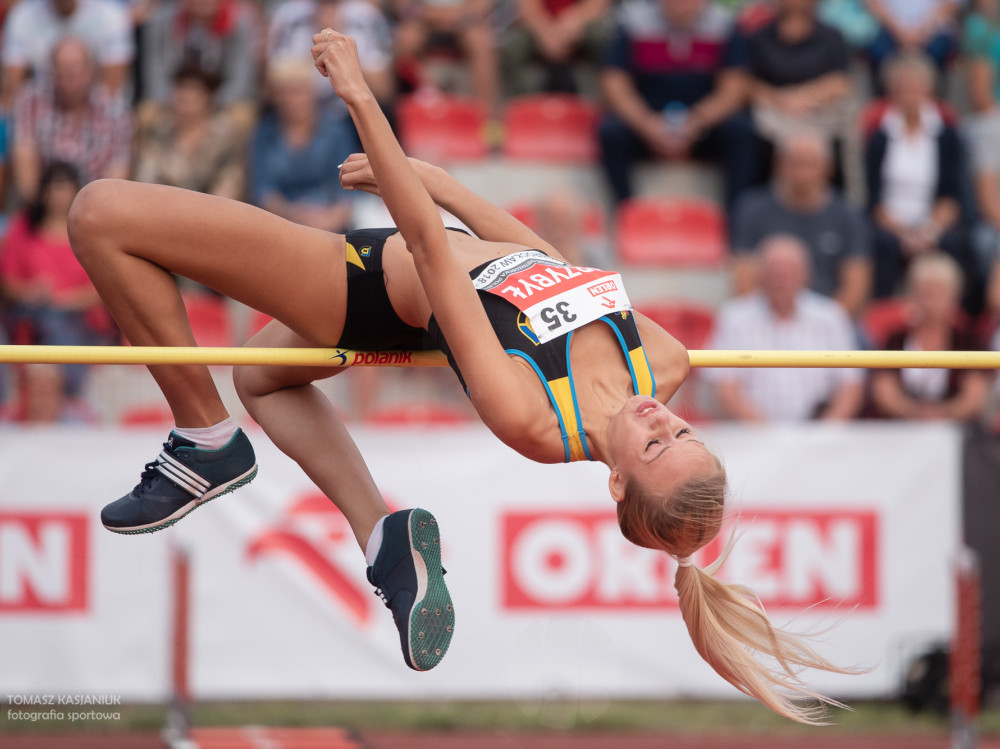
[0,0,999,746]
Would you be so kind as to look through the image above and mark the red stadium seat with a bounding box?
[502,94,599,162]
[247,310,273,339]
[506,201,536,229]
[506,199,606,238]
[397,92,487,161]
[861,298,910,347]
[636,302,716,351]
[182,292,233,348]
[616,198,726,267]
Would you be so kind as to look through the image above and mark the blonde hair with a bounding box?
[267,57,316,87]
[883,50,936,95]
[907,252,964,300]
[617,457,864,724]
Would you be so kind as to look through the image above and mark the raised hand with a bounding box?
[311,29,370,104]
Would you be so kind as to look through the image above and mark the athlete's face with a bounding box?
[606,397,716,502]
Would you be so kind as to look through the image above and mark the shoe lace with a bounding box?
[134,442,170,493]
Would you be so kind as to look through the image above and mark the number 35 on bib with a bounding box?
[473,251,632,343]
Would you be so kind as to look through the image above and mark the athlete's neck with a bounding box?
[578,376,631,466]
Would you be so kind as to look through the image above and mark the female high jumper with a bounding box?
[68,30,857,722]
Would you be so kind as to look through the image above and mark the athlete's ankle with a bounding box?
[364,514,389,567]
[172,417,238,450]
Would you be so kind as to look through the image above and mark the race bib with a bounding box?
[473,251,632,343]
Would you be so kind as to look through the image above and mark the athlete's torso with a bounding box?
[372,229,686,463]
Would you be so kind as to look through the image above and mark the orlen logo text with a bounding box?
[587,280,618,296]
[0,512,88,612]
[503,509,878,611]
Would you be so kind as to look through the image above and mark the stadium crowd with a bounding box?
[0,0,999,429]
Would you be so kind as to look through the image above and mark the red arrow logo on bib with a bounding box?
[601,296,616,309]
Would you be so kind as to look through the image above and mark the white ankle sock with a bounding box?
[365,515,388,567]
[172,417,238,450]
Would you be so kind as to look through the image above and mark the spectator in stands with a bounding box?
[501,0,612,94]
[267,0,395,110]
[534,188,612,267]
[12,36,131,201]
[865,51,978,312]
[133,64,244,200]
[818,0,879,51]
[393,0,500,120]
[14,363,89,422]
[1,0,134,108]
[250,59,356,232]
[140,0,258,133]
[122,0,164,103]
[598,0,755,213]
[0,161,108,405]
[963,0,1000,113]
[731,128,871,317]
[865,0,960,82]
[964,1,1000,288]
[705,234,863,420]
[747,0,853,186]
[870,253,990,419]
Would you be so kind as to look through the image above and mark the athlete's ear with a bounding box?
[608,468,625,503]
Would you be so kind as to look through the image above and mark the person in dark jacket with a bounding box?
[865,50,979,312]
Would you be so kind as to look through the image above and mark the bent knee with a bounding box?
[233,364,267,402]
[67,179,129,261]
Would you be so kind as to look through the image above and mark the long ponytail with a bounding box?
[617,458,866,724]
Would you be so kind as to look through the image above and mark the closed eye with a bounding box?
[676,428,692,438]
[645,439,660,451]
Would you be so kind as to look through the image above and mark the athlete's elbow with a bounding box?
[407,232,451,267]
[397,214,447,253]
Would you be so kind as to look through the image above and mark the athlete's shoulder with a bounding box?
[632,310,690,397]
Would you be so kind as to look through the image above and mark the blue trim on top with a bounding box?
[564,330,593,461]
[636,318,657,395]
[599,317,639,393]
[506,348,571,463]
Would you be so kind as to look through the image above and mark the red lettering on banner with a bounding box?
[588,280,618,296]
[502,509,878,610]
[0,512,88,613]
[248,492,402,627]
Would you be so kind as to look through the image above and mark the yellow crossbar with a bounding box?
[0,346,998,369]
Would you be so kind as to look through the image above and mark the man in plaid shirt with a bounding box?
[12,36,131,201]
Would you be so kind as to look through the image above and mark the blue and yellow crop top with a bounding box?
[426,253,656,463]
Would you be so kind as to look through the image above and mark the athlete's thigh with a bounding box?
[74,180,347,344]
[235,319,348,396]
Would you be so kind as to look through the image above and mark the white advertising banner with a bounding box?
[0,423,960,702]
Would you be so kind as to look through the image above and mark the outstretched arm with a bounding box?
[339,152,563,259]
[313,32,542,436]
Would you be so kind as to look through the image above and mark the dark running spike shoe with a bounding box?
[101,429,258,535]
[367,508,454,671]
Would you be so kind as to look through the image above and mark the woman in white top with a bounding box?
[865,51,978,311]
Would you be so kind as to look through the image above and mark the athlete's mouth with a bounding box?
[636,399,659,417]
